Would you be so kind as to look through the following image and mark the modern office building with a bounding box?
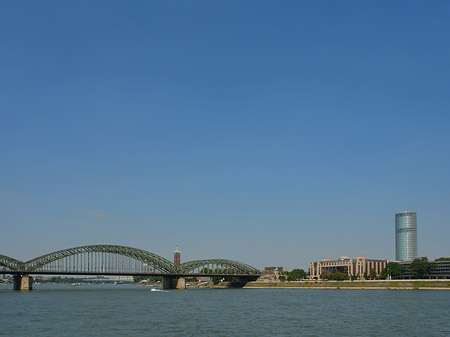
[430,260,450,278]
[309,256,388,279]
[395,211,417,261]
[397,260,450,279]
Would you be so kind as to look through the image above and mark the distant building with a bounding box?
[395,211,417,261]
[257,267,284,283]
[264,267,284,274]
[398,260,450,279]
[309,256,387,279]
[174,245,181,265]
[431,260,450,278]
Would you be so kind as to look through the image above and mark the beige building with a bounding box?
[309,256,387,279]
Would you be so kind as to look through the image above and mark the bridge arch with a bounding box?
[24,245,176,274]
[0,254,24,271]
[1,246,261,277]
[180,259,260,275]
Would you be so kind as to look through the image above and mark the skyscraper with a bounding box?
[395,211,417,261]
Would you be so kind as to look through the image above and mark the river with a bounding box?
[1,284,449,336]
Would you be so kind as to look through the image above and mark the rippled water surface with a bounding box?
[1,284,449,336]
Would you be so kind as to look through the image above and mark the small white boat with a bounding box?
[72,283,81,287]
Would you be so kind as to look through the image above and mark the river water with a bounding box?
[1,284,449,336]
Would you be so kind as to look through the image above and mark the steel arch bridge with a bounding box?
[0,254,23,272]
[0,245,260,278]
[180,259,260,275]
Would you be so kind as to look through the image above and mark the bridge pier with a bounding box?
[163,276,186,289]
[13,275,33,291]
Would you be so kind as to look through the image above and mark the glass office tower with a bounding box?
[395,211,417,261]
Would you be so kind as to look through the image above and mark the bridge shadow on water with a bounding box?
[226,281,248,288]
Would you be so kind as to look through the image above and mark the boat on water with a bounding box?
[72,283,81,287]
[114,281,123,285]
[150,288,167,292]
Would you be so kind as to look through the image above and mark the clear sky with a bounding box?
[1,1,449,270]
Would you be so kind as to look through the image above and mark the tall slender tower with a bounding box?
[395,211,417,261]
[174,245,181,265]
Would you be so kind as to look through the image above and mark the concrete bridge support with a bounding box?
[13,275,33,291]
[163,276,186,289]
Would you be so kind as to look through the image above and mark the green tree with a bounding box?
[379,269,387,280]
[410,257,434,278]
[287,269,307,281]
[332,272,349,281]
[320,273,331,280]
[369,269,377,280]
[435,257,450,261]
[321,272,348,281]
[350,274,360,281]
[385,262,404,279]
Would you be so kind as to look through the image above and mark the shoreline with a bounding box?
[244,286,449,290]
[241,280,450,290]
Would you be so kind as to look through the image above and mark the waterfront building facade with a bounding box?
[398,260,450,279]
[430,261,450,278]
[395,211,417,261]
[431,260,450,278]
[309,256,388,279]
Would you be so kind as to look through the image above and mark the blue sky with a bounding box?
[1,1,449,269]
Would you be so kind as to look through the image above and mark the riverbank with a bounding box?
[241,280,450,290]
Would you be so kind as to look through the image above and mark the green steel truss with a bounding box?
[0,245,260,276]
[0,254,24,271]
[179,259,260,275]
[24,245,174,273]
